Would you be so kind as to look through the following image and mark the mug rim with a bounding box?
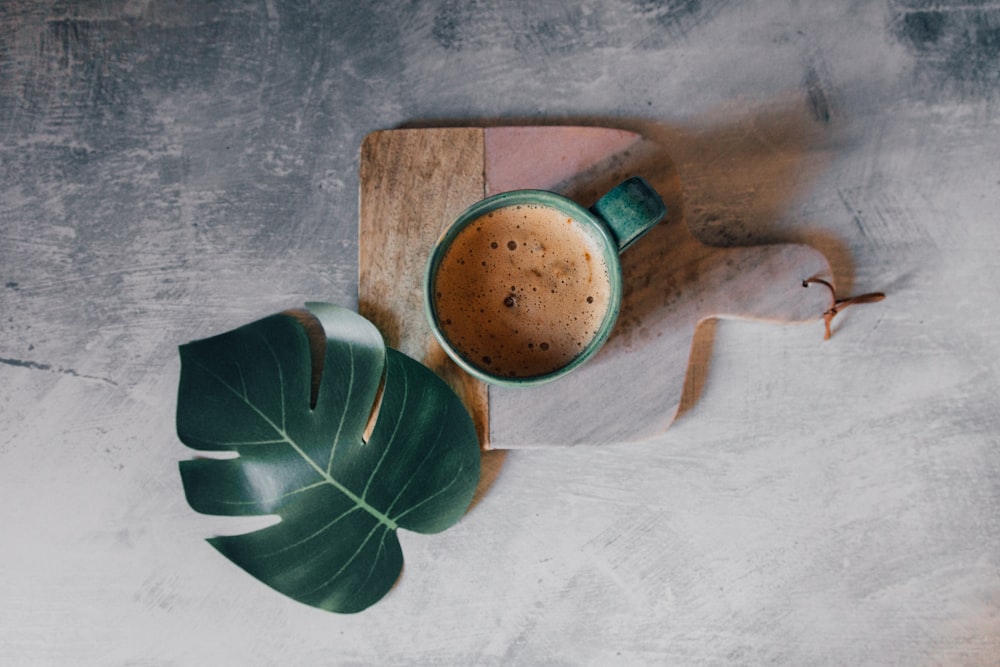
[423,188,624,387]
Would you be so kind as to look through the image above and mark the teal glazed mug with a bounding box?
[424,176,667,387]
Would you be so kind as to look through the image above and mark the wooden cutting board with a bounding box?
[358,127,832,449]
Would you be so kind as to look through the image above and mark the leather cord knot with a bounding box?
[802,278,885,340]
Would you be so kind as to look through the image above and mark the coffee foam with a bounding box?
[433,202,612,378]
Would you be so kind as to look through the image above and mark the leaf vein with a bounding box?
[259,506,360,558]
[212,480,327,507]
[258,331,286,431]
[191,437,287,447]
[189,359,396,529]
[306,521,384,595]
[362,358,408,501]
[235,362,248,400]
[386,402,450,516]
[327,340,354,475]
[393,461,468,524]
[350,530,390,605]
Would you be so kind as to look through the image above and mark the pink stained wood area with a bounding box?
[485,126,643,195]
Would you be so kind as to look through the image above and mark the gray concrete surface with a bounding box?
[2,1,999,664]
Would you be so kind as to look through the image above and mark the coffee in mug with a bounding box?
[425,177,667,387]
[432,202,613,379]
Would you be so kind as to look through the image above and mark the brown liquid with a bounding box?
[433,203,612,378]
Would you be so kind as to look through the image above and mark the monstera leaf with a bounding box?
[176,302,480,613]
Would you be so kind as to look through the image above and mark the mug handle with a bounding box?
[589,176,668,252]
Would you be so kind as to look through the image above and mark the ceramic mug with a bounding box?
[424,176,667,387]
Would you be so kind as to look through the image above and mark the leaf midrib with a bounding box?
[194,358,398,531]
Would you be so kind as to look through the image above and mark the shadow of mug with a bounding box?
[394,95,851,450]
[457,98,844,445]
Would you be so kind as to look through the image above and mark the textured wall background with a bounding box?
[2,1,999,665]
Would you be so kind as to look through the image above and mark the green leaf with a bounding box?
[176,302,480,613]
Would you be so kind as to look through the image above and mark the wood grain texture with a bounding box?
[358,128,489,446]
[359,127,832,448]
